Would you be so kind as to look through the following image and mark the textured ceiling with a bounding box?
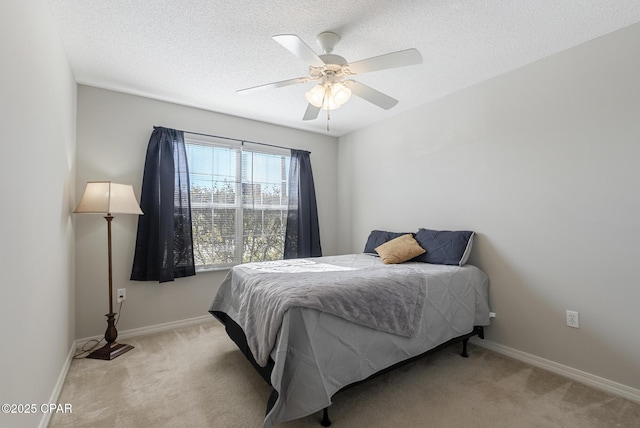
[48,0,640,137]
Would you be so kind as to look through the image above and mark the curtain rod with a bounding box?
[155,126,299,152]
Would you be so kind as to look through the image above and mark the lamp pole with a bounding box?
[103,214,118,345]
[87,213,133,360]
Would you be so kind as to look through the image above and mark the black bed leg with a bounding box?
[461,338,469,358]
[321,407,331,427]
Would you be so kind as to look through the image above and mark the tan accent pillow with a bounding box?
[375,234,426,264]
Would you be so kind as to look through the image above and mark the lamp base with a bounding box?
[86,312,133,360]
[86,342,134,360]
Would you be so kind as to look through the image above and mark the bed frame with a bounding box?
[212,310,485,427]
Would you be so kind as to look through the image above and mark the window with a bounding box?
[186,139,290,269]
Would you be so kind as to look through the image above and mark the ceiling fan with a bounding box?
[237,32,423,122]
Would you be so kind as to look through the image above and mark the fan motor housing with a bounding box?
[319,54,348,66]
[310,55,348,80]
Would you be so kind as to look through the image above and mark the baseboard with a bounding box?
[470,337,640,404]
[38,341,76,428]
[76,314,214,349]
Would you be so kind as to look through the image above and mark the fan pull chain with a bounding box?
[323,86,331,132]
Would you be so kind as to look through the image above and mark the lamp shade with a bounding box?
[331,82,351,106]
[74,181,143,215]
[321,85,341,111]
[305,84,326,108]
[306,81,353,111]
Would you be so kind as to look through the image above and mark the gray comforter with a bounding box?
[209,254,491,428]
[215,258,427,366]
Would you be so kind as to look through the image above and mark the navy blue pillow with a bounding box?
[412,229,475,266]
[363,230,412,254]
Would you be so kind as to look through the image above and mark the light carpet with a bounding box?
[50,320,640,427]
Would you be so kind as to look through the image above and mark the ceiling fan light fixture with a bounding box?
[306,81,352,111]
[305,84,325,108]
[320,84,340,111]
[331,82,351,106]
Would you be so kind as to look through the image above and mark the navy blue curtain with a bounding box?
[284,149,322,259]
[131,127,195,282]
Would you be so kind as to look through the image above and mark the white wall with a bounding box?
[75,86,338,339]
[338,23,640,391]
[0,1,77,427]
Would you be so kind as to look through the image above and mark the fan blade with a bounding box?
[303,103,320,121]
[346,48,422,75]
[273,34,325,67]
[347,81,399,110]
[237,77,309,95]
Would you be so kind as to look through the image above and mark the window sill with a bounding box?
[196,266,232,273]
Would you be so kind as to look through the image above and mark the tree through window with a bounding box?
[186,139,290,268]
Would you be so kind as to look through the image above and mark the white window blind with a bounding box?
[186,139,290,269]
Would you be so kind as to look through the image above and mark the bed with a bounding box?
[209,230,491,428]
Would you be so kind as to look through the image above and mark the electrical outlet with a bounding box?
[117,288,126,303]
[566,310,579,328]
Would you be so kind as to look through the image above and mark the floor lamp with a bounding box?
[74,181,143,360]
